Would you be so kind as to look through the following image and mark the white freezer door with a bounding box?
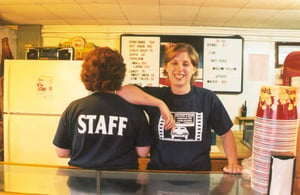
[4,114,69,166]
[4,60,89,114]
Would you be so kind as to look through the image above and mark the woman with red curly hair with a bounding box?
[53,47,152,170]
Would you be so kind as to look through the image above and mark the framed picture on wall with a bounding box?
[275,42,300,68]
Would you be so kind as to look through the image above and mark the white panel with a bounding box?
[4,114,69,166]
[4,60,89,114]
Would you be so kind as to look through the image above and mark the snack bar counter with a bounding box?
[0,163,299,195]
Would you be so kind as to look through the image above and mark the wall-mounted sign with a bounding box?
[121,36,160,86]
[203,38,243,93]
[120,34,243,94]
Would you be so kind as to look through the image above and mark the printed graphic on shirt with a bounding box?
[158,112,203,142]
[77,114,128,136]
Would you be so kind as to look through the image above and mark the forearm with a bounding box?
[117,85,175,129]
[220,130,238,165]
[55,146,71,158]
[136,146,150,157]
[117,85,164,107]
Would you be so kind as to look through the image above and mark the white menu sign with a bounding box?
[121,36,161,86]
[203,38,243,93]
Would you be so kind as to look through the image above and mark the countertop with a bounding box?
[138,131,252,170]
[0,162,298,195]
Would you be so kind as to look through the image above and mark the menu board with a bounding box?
[203,38,243,93]
[120,34,243,93]
[121,36,160,86]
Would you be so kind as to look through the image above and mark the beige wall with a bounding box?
[42,25,300,130]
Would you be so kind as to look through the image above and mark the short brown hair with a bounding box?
[80,47,126,91]
[163,43,199,83]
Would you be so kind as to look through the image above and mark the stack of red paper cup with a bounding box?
[251,86,298,194]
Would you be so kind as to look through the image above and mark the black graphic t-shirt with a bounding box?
[141,85,233,171]
[53,92,151,170]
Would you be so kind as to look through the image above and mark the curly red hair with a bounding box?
[80,47,126,92]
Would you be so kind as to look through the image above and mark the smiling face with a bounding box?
[162,43,199,95]
[164,51,197,94]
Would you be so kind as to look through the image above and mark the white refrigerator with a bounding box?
[3,60,89,166]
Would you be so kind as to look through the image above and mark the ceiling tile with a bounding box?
[81,4,125,19]
[96,19,129,25]
[287,1,300,9]
[160,5,198,21]
[127,19,161,25]
[28,19,68,25]
[117,0,159,5]
[0,0,75,4]
[0,4,58,23]
[43,4,90,19]
[244,0,295,9]
[62,19,99,25]
[268,10,300,22]
[0,0,35,4]
[160,0,205,6]
[226,9,277,28]
[121,4,160,25]
[193,7,239,26]
[202,0,248,8]
[74,0,113,3]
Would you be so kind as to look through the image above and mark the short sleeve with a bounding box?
[53,109,72,149]
[209,94,233,135]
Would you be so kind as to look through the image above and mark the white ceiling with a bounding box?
[1,0,300,30]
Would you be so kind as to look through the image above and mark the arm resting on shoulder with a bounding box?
[136,146,150,158]
[220,130,242,174]
[117,85,175,129]
[55,146,71,158]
